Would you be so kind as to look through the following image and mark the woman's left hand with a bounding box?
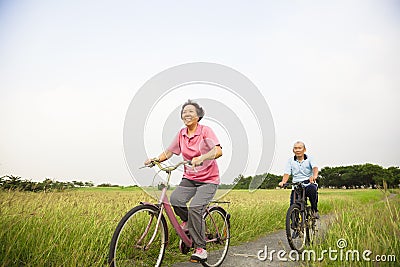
[191,156,204,167]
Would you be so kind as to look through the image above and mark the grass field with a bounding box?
[313,190,399,266]
[0,188,398,266]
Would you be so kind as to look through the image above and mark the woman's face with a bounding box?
[181,104,199,127]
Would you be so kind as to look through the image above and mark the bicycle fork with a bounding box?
[135,205,164,251]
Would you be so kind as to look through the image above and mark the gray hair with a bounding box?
[293,141,306,149]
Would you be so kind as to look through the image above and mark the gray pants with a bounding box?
[170,178,218,249]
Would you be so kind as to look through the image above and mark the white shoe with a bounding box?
[190,248,207,262]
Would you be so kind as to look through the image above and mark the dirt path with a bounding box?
[172,214,335,267]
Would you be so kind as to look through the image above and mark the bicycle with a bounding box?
[283,182,317,252]
[108,160,231,267]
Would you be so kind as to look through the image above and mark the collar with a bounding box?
[294,154,308,161]
[182,124,202,137]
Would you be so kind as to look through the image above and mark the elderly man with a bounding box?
[279,141,319,219]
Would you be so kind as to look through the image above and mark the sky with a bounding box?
[1,0,399,186]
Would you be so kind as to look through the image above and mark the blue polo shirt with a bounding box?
[284,154,318,184]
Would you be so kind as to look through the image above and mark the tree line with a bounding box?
[318,163,399,188]
[2,163,399,192]
[0,175,136,192]
[0,175,97,192]
[230,163,400,189]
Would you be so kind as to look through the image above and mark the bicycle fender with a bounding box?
[140,202,161,209]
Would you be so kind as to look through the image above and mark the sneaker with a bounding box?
[313,211,320,219]
[190,248,207,262]
[180,221,188,231]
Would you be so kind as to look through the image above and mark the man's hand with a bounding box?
[280,174,289,187]
[309,176,317,183]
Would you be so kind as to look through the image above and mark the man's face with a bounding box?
[293,143,306,157]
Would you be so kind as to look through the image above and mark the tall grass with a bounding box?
[310,191,399,266]
[0,188,391,266]
[0,188,152,266]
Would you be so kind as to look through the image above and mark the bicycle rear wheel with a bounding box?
[286,204,306,252]
[306,208,317,245]
[108,204,168,267]
[202,206,230,267]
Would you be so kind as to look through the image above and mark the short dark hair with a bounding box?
[181,100,205,122]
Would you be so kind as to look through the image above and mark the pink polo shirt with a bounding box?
[168,124,221,184]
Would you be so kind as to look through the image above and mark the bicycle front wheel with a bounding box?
[202,206,230,267]
[285,204,306,252]
[108,204,168,267]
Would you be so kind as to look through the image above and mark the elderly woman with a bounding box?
[144,100,222,262]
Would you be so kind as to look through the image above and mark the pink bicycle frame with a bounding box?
[143,184,193,248]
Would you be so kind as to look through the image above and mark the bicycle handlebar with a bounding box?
[282,181,309,189]
[141,160,193,172]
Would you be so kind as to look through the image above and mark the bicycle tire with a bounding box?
[201,206,230,267]
[305,208,316,246]
[285,204,307,252]
[108,204,168,267]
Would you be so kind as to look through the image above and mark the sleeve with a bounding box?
[309,156,318,169]
[167,132,181,155]
[284,158,292,175]
[203,126,221,148]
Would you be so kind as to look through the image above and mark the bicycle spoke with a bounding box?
[202,207,230,267]
[108,205,168,267]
